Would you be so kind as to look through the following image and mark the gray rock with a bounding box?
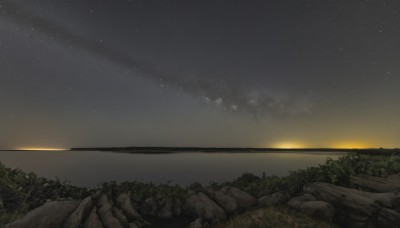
[350,174,400,193]
[183,192,226,224]
[97,194,110,207]
[377,208,400,228]
[287,194,316,210]
[6,201,79,228]
[116,192,141,221]
[214,191,238,214]
[64,196,94,228]
[83,207,103,228]
[113,207,129,226]
[189,218,204,228]
[258,192,288,207]
[97,194,124,228]
[287,192,333,222]
[220,186,257,210]
[202,189,237,214]
[303,182,400,227]
[299,201,334,222]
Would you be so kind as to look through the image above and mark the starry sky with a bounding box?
[1,0,399,149]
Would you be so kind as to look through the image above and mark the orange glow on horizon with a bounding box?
[331,142,372,149]
[267,140,375,149]
[16,147,67,151]
[271,141,308,149]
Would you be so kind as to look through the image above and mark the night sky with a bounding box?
[1,0,399,149]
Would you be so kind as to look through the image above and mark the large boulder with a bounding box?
[287,193,333,222]
[64,196,94,228]
[287,194,316,210]
[220,186,257,210]
[303,182,400,227]
[350,174,400,193]
[6,201,79,228]
[203,189,238,214]
[258,192,288,207]
[97,194,124,228]
[116,192,141,221]
[183,192,226,224]
[299,201,334,222]
[189,218,209,228]
[83,207,103,228]
[113,207,129,226]
[214,191,237,214]
[377,208,400,228]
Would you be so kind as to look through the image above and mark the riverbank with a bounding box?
[1,153,400,227]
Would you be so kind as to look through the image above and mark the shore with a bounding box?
[69,147,400,155]
[1,153,400,227]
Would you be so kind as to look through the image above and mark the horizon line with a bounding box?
[1,146,399,151]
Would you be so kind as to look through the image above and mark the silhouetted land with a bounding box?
[70,147,400,155]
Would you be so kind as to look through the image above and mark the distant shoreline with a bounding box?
[70,147,400,155]
[1,147,399,155]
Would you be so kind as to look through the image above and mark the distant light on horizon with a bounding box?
[16,147,67,151]
[271,141,308,149]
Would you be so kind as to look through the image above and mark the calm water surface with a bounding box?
[0,150,345,187]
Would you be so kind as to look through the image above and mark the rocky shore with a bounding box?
[2,154,400,227]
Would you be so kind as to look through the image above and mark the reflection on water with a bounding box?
[0,150,345,187]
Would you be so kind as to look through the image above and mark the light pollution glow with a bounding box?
[271,141,308,149]
[269,141,375,149]
[16,147,67,151]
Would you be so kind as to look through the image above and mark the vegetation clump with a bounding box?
[0,163,90,225]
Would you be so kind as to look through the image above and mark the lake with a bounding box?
[0,150,346,187]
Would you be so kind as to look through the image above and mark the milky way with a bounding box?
[1,0,399,148]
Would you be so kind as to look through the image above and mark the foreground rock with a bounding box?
[183,192,227,224]
[6,201,79,228]
[189,218,209,228]
[97,194,124,228]
[304,182,400,227]
[203,189,238,214]
[288,194,334,222]
[9,180,400,228]
[299,201,334,222]
[220,186,257,210]
[83,207,103,228]
[258,192,288,207]
[64,196,94,228]
[350,174,400,193]
[116,192,141,221]
[287,194,317,209]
